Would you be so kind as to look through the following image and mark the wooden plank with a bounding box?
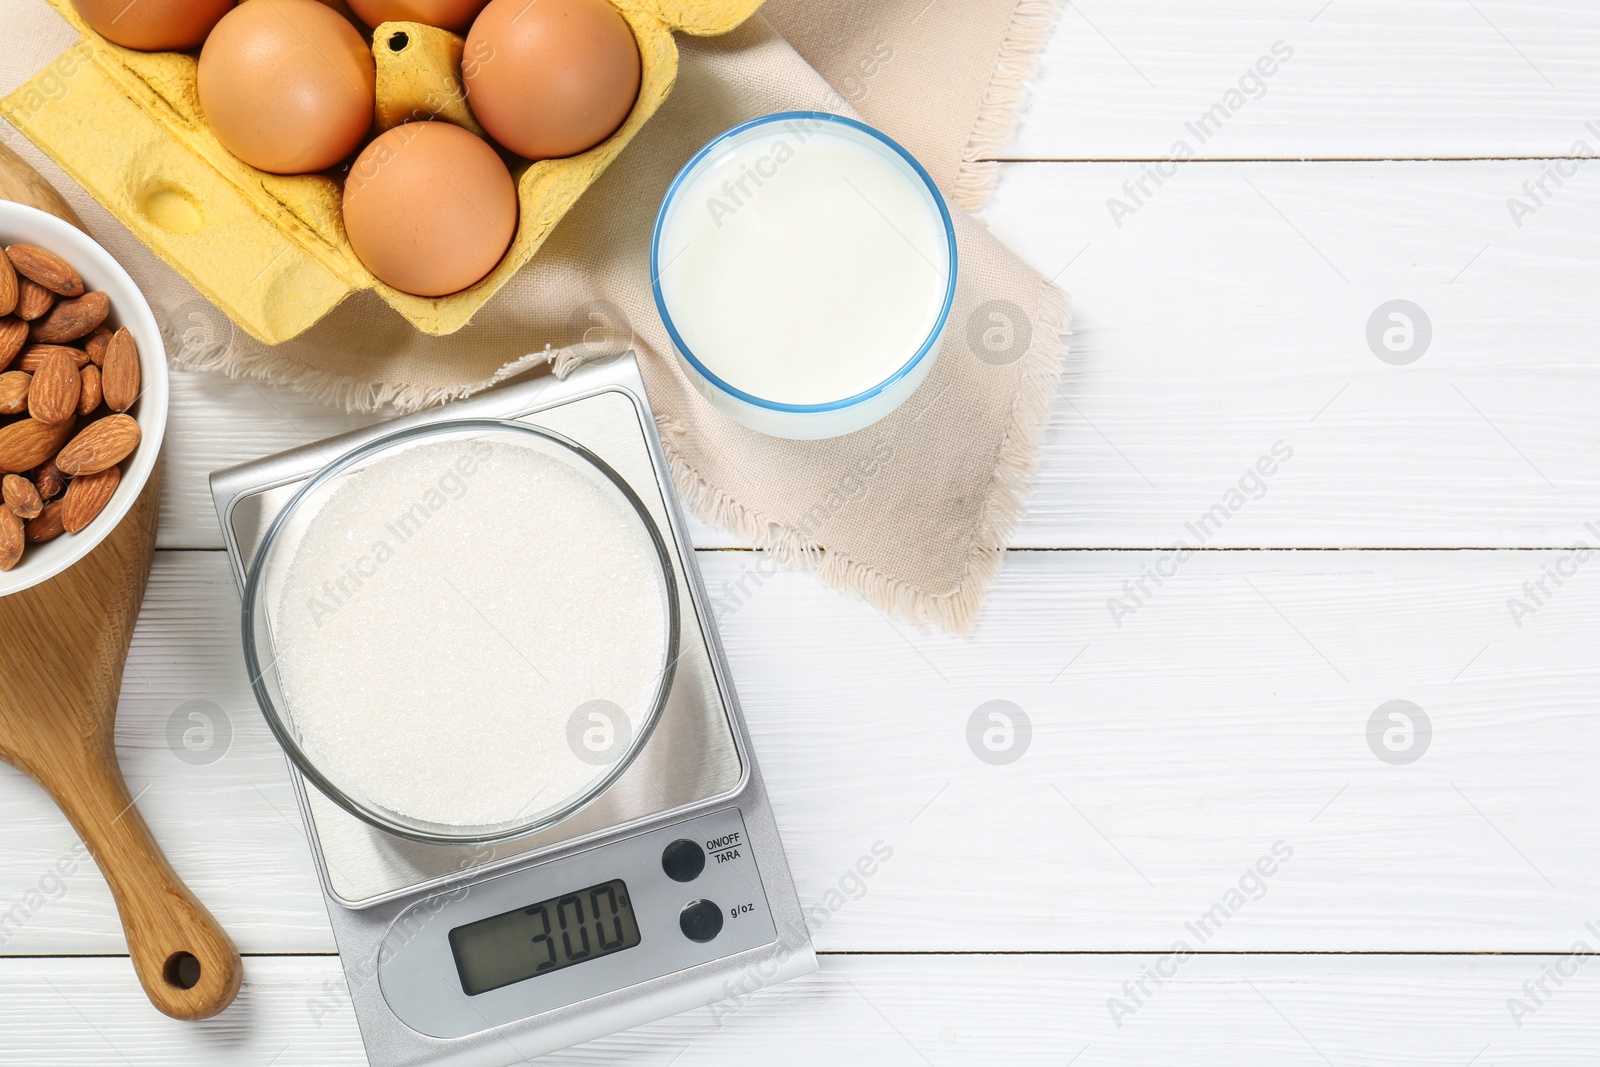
[0,549,1594,955]
[1006,0,1600,160]
[984,159,1600,547]
[155,160,1600,551]
[3,953,1599,1064]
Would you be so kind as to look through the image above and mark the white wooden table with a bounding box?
[5,2,1600,1062]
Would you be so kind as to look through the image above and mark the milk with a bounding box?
[655,118,952,408]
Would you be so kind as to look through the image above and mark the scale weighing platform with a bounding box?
[211,355,815,1065]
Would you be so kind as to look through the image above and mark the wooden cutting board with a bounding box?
[0,141,241,1020]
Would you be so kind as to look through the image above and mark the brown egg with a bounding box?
[197,0,376,175]
[343,122,518,296]
[464,0,641,160]
[71,0,235,51]
[346,0,487,31]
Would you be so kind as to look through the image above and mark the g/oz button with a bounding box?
[661,839,706,882]
[679,899,723,943]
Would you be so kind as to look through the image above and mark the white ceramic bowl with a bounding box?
[0,202,168,596]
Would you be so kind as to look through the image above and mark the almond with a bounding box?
[5,244,84,297]
[0,249,16,317]
[55,413,137,476]
[0,317,26,369]
[0,371,30,415]
[27,347,79,426]
[61,465,119,533]
[0,416,74,474]
[17,344,90,372]
[0,508,21,570]
[32,460,66,501]
[29,290,109,344]
[84,324,112,366]
[15,278,53,321]
[101,327,141,413]
[2,474,42,520]
[25,499,65,543]
[78,363,102,416]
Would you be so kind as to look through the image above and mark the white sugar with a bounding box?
[271,436,669,828]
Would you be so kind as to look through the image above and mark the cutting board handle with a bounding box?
[35,738,243,1020]
[0,143,240,1021]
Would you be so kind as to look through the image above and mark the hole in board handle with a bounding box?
[163,951,202,990]
[389,31,410,52]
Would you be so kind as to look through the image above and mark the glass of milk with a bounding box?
[651,112,958,440]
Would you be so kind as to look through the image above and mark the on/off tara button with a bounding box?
[661,838,706,882]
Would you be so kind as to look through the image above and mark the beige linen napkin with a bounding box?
[0,0,1067,633]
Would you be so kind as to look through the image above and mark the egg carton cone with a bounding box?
[2,0,763,345]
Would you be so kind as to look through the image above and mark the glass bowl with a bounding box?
[240,419,681,844]
[651,112,958,440]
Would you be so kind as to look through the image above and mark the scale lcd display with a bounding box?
[449,878,642,996]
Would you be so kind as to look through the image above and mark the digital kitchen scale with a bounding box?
[210,354,815,1065]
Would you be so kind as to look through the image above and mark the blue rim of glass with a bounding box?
[650,111,959,415]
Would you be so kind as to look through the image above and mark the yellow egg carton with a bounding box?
[2,0,762,344]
